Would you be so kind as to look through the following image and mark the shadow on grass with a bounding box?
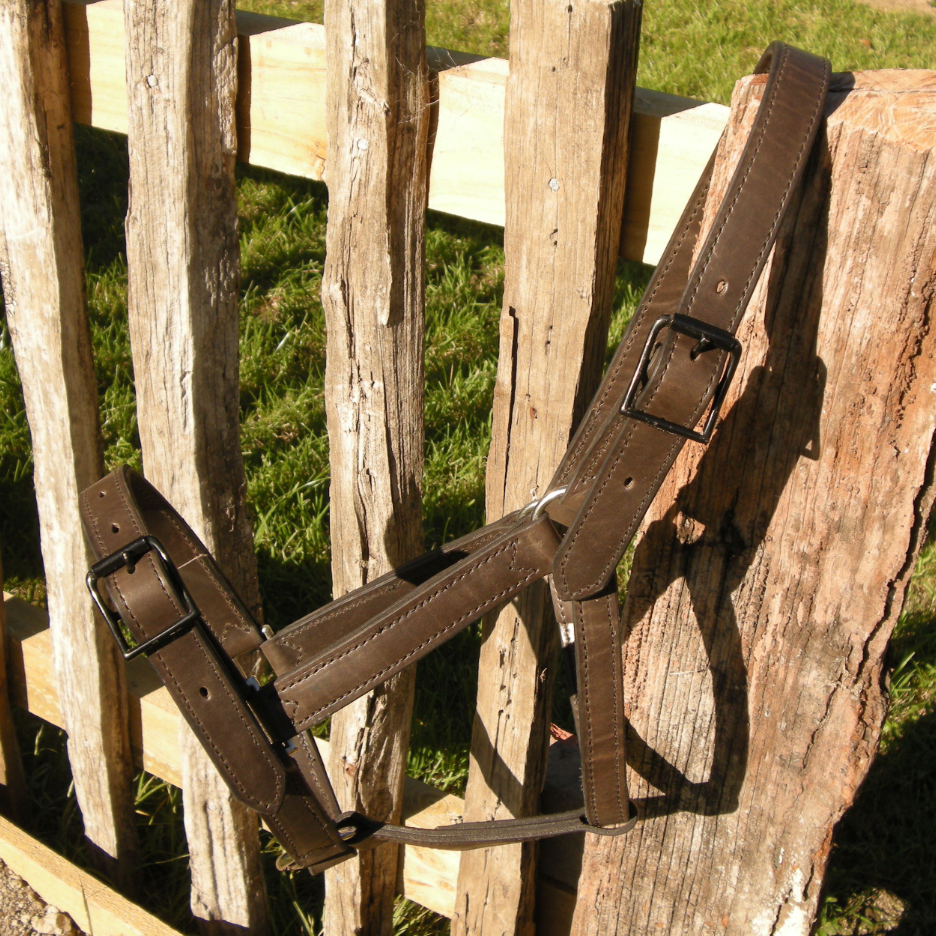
[11,708,196,933]
[820,609,936,934]
[0,475,42,588]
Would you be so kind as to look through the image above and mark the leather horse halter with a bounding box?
[81,43,830,875]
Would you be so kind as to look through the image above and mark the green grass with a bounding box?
[0,0,934,934]
[816,539,936,935]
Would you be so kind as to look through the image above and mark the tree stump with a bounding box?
[123,2,268,932]
[319,0,430,931]
[0,0,137,887]
[571,69,936,936]
[452,2,641,934]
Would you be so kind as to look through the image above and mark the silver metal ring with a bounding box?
[531,486,568,522]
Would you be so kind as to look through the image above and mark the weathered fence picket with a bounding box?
[452,1,642,932]
[318,0,430,930]
[0,0,138,892]
[122,0,267,931]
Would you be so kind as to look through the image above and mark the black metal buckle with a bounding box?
[85,535,201,661]
[621,313,742,444]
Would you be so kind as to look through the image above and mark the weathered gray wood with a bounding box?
[452,2,642,933]
[0,0,138,888]
[571,69,936,936]
[319,0,430,929]
[122,2,267,932]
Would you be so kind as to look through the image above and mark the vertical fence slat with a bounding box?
[319,0,430,930]
[122,2,268,931]
[0,0,138,890]
[451,1,642,933]
[571,69,936,936]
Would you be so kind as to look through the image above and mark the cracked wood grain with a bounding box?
[123,2,268,932]
[319,0,430,930]
[0,0,137,891]
[452,2,641,934]
[571,69,936,936]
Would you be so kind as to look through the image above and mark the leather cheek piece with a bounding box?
[81,468,286,815]
[552,582,630,830]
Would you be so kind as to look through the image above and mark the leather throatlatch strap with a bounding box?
[79,42,830,873]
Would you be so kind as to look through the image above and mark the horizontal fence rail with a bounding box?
[61,0,728,266]
[0,811,181,936]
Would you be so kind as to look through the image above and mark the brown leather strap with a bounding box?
[80,466,353,872]
[79,467,625,861]
[552,582,630,829]
[261,511,537,676]
[344,804,636,851]
[549,43,830,601]
[79,42,830,871]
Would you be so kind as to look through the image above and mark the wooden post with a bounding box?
[122,2,268,932]
[452,1,641,933]
[0,0,138,887]
[571,70,936,936]
[319,0,430,929]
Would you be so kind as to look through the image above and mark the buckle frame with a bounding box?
[85,535,201,661]
[621,313,742,444]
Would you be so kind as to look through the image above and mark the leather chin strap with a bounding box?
[79,42,830,875]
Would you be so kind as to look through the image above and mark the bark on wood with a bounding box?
[571,69,936,936]
[122,2,268,932]
[452,2,641,934]
[0,0,138,887]
[319,0,429,930]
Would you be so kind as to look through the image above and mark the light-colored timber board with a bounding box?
[0,813,182,936]
[60,0,728,266]
[2,595,579,927]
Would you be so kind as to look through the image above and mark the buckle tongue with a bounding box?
[85,535,201,661]
[621,313,742,444]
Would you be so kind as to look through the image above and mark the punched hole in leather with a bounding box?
[79,41,830,873]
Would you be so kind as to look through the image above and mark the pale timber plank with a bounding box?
[60,0,729,265]
[0,815,183,936]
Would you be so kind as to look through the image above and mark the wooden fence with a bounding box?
[0,2,724,932]
[0,2,934,936]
